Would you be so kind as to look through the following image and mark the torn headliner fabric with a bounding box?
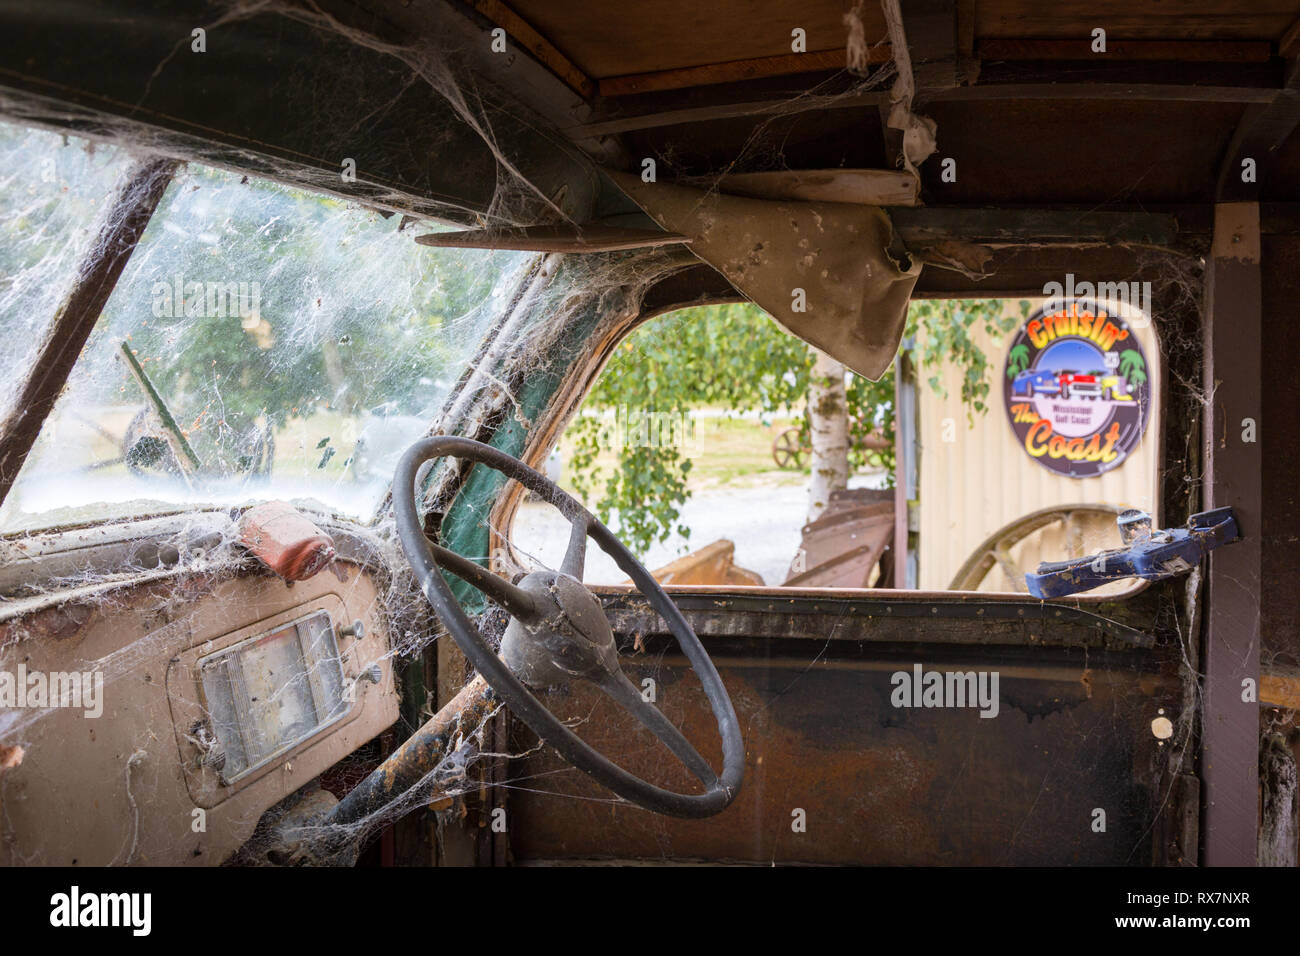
[607,171,921,381]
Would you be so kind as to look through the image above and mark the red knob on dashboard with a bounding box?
[238,500,338,581]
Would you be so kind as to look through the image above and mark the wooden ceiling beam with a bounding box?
[1217,58,1300,201]
[719,168,919,206]
[597,48,888,98]
[462,0,595,98]
[569,82,1279,139]
[932,82,1280,104]
[979,38,1271,63]
[889,207,1180,247]
[879,0,959,169]
[955,0,979,85]
[1278,15,1300,59]
[571,90,886,138]
[414,223,688,252]
[898,0,960,95]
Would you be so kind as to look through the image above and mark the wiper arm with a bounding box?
[119,340,202,476]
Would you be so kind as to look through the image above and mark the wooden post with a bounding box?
[1201,201,1262,866]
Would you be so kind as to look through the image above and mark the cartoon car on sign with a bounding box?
[1058,370,1102,399]
[1011,368,1062,397]
[1097,374,1133,401]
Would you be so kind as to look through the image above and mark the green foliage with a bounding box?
[907,299,1027,421]
[567,298,1029,556]
[568,304,808,553]
[585,304,812,415]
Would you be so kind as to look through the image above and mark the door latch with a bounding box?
[1026,507,1241,599]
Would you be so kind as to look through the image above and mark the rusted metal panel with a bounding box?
[785,490,895,588]
[646,539,763,587]
[0,566,399,866]
[505,598,1182,865]
[785,544,886,589]
[598,589,1157,650]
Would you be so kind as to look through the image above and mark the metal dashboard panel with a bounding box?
[0,565,399,866]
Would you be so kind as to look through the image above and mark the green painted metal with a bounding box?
[435,266,611,613]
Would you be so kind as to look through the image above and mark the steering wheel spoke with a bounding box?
[560,514,589,580]
[592,667,719,788]
[426,539,540,622]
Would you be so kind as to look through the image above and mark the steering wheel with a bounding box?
[393,435,744,818]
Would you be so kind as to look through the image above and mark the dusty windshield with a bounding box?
[0,125,142,424]
[0,129,531,531]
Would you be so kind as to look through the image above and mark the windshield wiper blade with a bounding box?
[119,339,202,476]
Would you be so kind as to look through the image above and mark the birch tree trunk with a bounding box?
[807,348,849,523]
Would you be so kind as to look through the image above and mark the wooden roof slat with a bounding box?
[930,82,1280,103]
[1280,15,1300,58]
[463,0,595,98]
[897,0,961,93]
[569,91,888,138]
[1217,59,1300,200]
[977,1,1300,41]
[598,48,887,98]
[889,207,1180,246]
[978,38,1272,62]
[508,0,882,79]
[569,83,1279,139]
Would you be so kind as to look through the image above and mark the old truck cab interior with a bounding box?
[0,0,1293,905]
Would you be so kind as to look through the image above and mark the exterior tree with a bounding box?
[806,349,849,523]
[567,303,813,554]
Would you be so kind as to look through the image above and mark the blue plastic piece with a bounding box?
[1025,507,1240,599]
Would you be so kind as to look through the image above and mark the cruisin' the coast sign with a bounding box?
[1003,301,1151,479]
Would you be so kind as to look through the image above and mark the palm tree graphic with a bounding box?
[1119,349,1147,387]
[1007,343,1031,378]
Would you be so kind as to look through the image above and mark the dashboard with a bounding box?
[0,564,400,866]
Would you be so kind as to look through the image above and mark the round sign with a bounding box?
[1003,300,1151,479]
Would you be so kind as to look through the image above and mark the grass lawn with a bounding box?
[555,412,815,498]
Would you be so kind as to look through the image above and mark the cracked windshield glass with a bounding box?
[0,125,530,531]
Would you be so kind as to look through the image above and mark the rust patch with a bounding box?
[20,603,95,642]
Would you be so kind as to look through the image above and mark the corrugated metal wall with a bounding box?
[915,298,1161,593]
